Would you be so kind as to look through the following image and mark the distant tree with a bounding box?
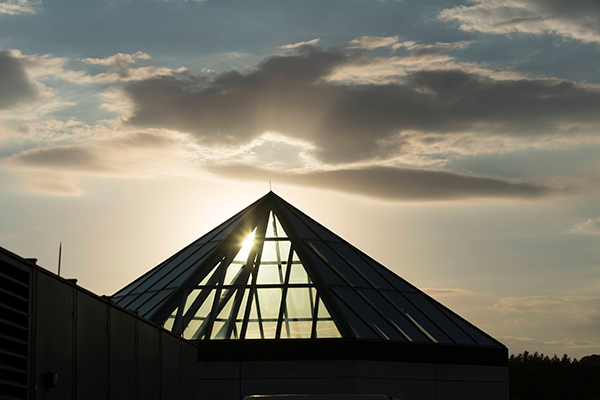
[509,352,600,400]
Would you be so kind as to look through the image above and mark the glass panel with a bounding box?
[357,288,430,343]
[329,243,393,290]
[439,308,498,346]
[153,242,218,290]
[211,289,242,339]
[279,206,318,239]
[205,214,247,243]
[223,262,247,285]
[260,240,291,264]
[288,262,310,284]
[303,247,345,285]
[262,322,278,339]
[285,287,315,319]
[138,288,174,317]
[371,264,416,293]
[182,290,215,339]
[315,320,342,338]
[287,207,341,242]
[132,246,200,294]
[210,321,226,339]
[403,292,475,345]
[162,306,178,331]
[113,293,138,307]
[255,288,283,320]
[256,263,287,285]
[308,242,370,287]
[335,300,379,339]
[382,291,452,344]
[124,291,155,310]
[331,286,405,341]
[197,260,223,286]
[287,321,312,338]
[191,212,245,245]
[266,211,288,238]
[317,297,333,319]
[245,322,262,339]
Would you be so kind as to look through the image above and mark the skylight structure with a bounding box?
[112,192,503,349]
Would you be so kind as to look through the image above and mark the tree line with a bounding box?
[509,352,600,400]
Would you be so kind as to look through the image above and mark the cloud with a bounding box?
[3,131,191,194]
[0,50,39,110]
[0,0,39,15]
[347,35,401,50]
[208,164,556,201]
[490,295,600,323]
[280,39,320,49]
[568,216,600,235]
[439,0,600,44]
[121,45,600,165]
[81,51,185,83]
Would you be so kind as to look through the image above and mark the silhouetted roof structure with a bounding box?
[112,192,503,348]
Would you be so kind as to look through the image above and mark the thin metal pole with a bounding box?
[58,241,62,276]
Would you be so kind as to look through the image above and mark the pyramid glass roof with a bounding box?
[112,192,503,348]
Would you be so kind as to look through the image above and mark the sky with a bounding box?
[1,0,599,359]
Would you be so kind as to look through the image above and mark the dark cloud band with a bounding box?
[209,164,553,201]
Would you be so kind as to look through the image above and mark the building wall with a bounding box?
[197,360,509,400]
[29,271,198,400]
[0,248,197,400]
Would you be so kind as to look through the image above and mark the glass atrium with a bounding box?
[112,192,503,348]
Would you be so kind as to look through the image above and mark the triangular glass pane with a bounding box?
[266,211,288,238]
[198,260,223,286]
[223,262,247,285]
[317,297,332,319]
[162,306,179,331]
[182,289,215,339]
[211,288,242,339]
[315,320,341,338]
[233,289,250,339]
[288,253,310,284]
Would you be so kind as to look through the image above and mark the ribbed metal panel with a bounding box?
[0,260,30,400]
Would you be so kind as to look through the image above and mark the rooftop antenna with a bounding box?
[57,241,62,277]
[269,181,272,191]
